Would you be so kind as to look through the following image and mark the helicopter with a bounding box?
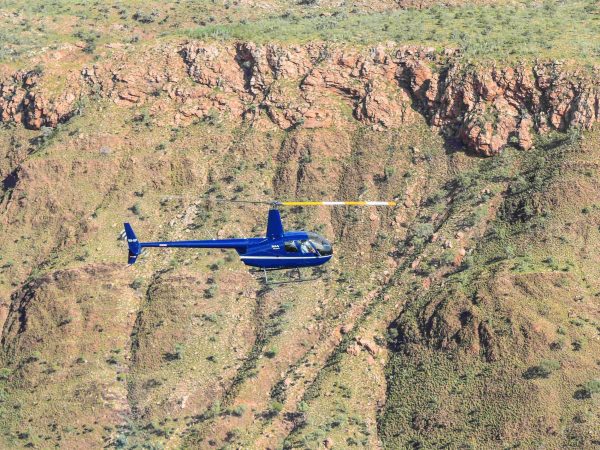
[124,200,396,283]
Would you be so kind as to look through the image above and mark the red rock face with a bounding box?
[395,50,598,154]
[0,70,81,129]
[1,42,598,155]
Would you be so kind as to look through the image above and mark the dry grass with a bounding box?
[1,1,599,64]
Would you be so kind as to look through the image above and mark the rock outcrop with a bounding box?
[0,69,80,129]
[1,42,599,155]
[398,49,600,154]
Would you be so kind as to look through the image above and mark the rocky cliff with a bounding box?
[1,41,598,156]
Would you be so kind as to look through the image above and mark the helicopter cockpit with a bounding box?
[284,233,333,256]
[307,232,333,256]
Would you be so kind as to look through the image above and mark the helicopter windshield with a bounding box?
[307,233,333,256]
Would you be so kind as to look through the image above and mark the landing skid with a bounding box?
[249,267,322,285]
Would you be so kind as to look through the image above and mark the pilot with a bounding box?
[300,240,316,254]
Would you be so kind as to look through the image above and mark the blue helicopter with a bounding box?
[124,200,396,283]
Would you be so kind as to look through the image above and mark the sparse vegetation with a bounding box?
[0,1,598,64]
[183,1,600,62]
[0,3,599,448]
[380,132,600,449]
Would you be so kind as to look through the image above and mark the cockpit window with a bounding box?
[284,241,298,252]
[300,240,316,254]
[307,233,333,256]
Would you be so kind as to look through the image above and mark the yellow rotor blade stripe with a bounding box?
[279,201,396,206]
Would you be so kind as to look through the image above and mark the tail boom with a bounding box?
[139,239,250,250]
[123,223,251,264]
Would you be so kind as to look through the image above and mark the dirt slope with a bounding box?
[0,29,599,450]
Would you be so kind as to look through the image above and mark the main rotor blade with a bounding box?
[160,196,396,207]
[214,199,272,205]
[277,201,396,206]
[160,195,271,205]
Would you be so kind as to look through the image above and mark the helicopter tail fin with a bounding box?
[266,209,284,240]
[124,223,141,264]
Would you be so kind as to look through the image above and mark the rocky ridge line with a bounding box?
[0,42,598,155]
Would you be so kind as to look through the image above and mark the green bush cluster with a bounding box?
[574,379,600,399]
[522,360,560,379]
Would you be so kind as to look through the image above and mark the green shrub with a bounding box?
[413,223,434,239]
[574,379,600,399]
[26,351,42,363]
[550,338,565,351]
[384,166,395,181]
[133,10,158,23]
[410,222,434,246]
[572,338,586,351]
[205,401,221,419]
[165,343,184,361]
[264,348,278,359]
[174,343,184,359]
[130,277,144,290]
[228,405,246,417]
[269,401,284,416]
[204,285,217,299]
[523,360,560,379]
[297,401,309,413]
[131,202,142,216]
[441,250,456,266]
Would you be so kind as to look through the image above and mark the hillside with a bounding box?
[1,1,600,449]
